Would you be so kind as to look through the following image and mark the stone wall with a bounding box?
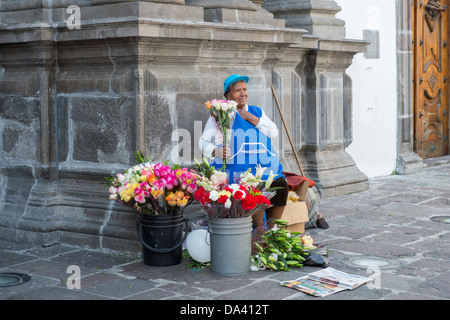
[0,0,368,254]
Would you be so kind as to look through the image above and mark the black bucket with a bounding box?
[137,213,188,267]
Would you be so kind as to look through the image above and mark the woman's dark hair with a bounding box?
[224,86,231,99]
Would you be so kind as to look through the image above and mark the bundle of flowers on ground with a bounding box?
[251,219,307,271]
[193,159,273,219]
[106,158,198,216]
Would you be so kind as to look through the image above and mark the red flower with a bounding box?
[241,194,257,210]
[255,195,270,206]
[193,187,210,205]
[233,189,246,201]
[217,194,228,204]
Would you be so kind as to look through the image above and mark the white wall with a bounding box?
[336,0,398,178]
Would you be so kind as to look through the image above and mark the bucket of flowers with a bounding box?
[105,152,198,267]
[192,158,276,275]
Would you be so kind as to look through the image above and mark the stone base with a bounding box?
[396,151,423,175]
[284,148,370,198]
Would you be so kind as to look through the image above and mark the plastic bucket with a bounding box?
[137,213,188,267]
[209,216,253,276]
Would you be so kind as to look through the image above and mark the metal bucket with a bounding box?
[137,213,188,267]
[209,216,253,276]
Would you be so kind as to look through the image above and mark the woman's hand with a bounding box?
[214,146,231,159]
[237,108,260,127]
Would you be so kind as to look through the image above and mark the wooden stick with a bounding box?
[271,85,305,177]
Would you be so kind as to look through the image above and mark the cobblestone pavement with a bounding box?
[1,158,449,303]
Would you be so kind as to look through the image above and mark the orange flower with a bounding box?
[205,101,211,109]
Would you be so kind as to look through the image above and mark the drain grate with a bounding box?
[351,258,390,268]
[0,273,31,287]
[430,216,450,224]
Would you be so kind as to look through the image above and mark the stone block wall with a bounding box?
[0,0,368,254]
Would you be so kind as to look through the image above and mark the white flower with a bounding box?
[255,164,266,179]
[220,102,228,111]
[265,170,277,190]
[108,186,117,194]
[227,184,241,196]
[228,100,237,109]
[117,173,126,184]
[240,168,260,188]
[109,194,118,200]
[210,170,228,188]
[209,190,219,201]
[224,198,232,209]
[132,164,142,172]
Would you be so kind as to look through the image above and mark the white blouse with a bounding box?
[199,104,279,157]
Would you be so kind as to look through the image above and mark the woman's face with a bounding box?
[227,81,248,109]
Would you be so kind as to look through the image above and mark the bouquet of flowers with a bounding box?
[193,159,273,219]
[106,159,198,216]
[204,99,238,170]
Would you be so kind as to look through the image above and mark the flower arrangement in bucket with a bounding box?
[192,158,278,276]
[105,152,198,267]
[106,153,198,216]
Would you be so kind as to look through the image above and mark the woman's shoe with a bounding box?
[316,216,329,229]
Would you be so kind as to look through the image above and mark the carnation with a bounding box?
[209,190,219,201]
[210,170,228,189]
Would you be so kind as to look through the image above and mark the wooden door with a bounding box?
[413,0,449,158]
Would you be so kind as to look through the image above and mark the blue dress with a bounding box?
[211,105,284,183]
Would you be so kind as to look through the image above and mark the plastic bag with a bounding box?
[303,246,329,268]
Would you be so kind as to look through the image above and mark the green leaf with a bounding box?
[134,150,149,163]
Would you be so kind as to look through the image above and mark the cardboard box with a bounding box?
[281,180,309,233]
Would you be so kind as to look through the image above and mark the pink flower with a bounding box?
[153,163,170,177]
[108,186,117,194]
[187,182,197,194]
[135,194,146,204]
[140,182,150,190]
[152,180,164,190]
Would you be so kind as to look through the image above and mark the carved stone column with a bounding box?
[395,0,423,174]
[263,0,345,38]
[296,41,370,197]
[263,0,369,197]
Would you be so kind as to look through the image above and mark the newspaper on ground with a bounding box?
[280,267,373,297]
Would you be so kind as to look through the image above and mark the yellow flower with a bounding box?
[175,191,184,198]
[121,193,132,202]
[217,190,231,198]
[151,189,163,199]
[176,196,189,207]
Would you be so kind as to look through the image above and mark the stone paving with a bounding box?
[1,159,449,301]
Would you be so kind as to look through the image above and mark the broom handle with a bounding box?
[271,85,305,177]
